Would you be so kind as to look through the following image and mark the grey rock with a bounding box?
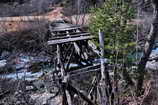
[146,60,158,70]
[0,59,7,68]
[31,92,62,105]
[1,51,11,59]
[26,85,35,91]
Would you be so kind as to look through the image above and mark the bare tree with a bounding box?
[136,0,158,95]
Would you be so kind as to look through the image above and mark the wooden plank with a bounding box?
[49,32,90,40]
[47,36,94,45]
[69,64,101,75]
[50,31,87,36]
[50,26,82,32]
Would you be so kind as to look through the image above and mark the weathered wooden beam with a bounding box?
[76,41,89,60]
[69,64,101,76]
[70,68,100,77]
[65,83,95,105]
[98,30,109,105]
[50,26,82,32]
[61,83,69,105]
[63,44,73,62]
[88,41,101,57]
[99,30,106,80]
[65,47,75,70]
[50,31,86,37]
[74,42,81,56]
[48,36,94,45]
[57,45,65,76]
[83,76,99,105]
[49,32,90,40]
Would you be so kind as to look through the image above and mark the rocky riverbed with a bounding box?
[0,77,62,105]
[0,51,53,79]
[0,50,62,105]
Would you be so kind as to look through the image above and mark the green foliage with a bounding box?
[89,0,136,60]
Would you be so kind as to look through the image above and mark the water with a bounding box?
[0,53,52,81]
[2,70,44,81]
[130,47,158,70]
[1,46,158,80]
[0,59,6,67]
[0,49,109,81]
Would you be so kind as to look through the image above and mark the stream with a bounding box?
[1,47,158,81]
[0,52,53,81]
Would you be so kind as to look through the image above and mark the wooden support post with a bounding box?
[66,47,75,70]
[98,30,109,105]
[62,83,69,105]
[57,44,70,105]
[57,44,65,76]
[63,44,73,62]
[57,45,60,71]
[83,76,99,105]
[99,30,106,80]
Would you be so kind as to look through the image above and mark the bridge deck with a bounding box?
[47,34,94,45]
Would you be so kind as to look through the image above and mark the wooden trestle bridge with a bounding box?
[45,20,111,105]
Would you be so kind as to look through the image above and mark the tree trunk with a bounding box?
[136,0,158,95]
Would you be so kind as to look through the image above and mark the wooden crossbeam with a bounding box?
[47,35,94,45]
[64,83,95,105]
[69,64,101,76]
[49,32,90,40]
[50,32,90,40]
[50,31,87,37]
[50,26,82,32]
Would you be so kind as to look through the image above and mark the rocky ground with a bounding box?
[0,70,95,105]
[0,76,62,105]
